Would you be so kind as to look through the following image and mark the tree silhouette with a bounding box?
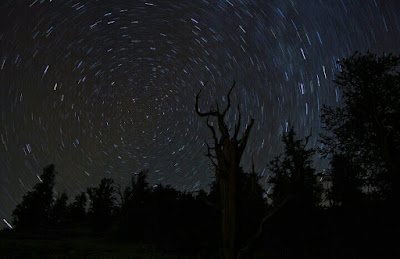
[266,128,322,257]
[326,154,364,208]
[130,170,150,204]
[50,191,69,226]
[147,184,185,248]
[119,170,151,239]
[321,52,400,200]
[68,191,87,223]
[12,164,57,230]
[268,127,322,209]
[87,177,116,231]
[195,80,254,259]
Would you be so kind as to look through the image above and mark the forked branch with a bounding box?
[195,81,218,117]
[195,80,236,120]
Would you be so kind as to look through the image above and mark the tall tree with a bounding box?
[119,170,150,239]
[268,127,322,210]
[266,128,322,258]
[12,164,57,230]
[51,191,69,225]
[68,191,87,223]
[196,80,254,259]
[87,177,116,231]
[321,52,400,199]
[326,154,364,208]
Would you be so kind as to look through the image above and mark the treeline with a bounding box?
[8,52,400,258]
[10,164,267,256]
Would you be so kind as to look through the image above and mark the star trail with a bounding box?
[1,0,399,228]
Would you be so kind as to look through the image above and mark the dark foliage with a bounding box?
[321,52,400,199]
[317,51,400,258]
[118,170,151,240]
[260,128,323,258]
[50,192,69,225]
[117,171,219,254]
[326,154,365,207]
[87,178,116,231]
[68,191,87,223]
[12,164,57,230]
[268,127,322,210]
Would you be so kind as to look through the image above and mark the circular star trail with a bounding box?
[1,0,399,227]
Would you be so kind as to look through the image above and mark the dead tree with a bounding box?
[195,80,254,259]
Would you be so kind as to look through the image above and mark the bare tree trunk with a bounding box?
[220,167,238,259]
[195,81,254,259]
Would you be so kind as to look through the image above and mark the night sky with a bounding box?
[1,0,399,228]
